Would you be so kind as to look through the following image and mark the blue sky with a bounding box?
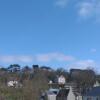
[0,0,100,71]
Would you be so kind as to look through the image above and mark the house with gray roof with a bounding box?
[45,75,83,100]
[45,86,82,100]
[83,86,100,100]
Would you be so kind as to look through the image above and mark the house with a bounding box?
[7,80,22,88]
[83,86,100,100]
[7,64,20,72]
[67,86,76,100]
[70,69,82,76]
[93,81,100,87]
[46,86,82,100]
[46,88,68,100]
[33,65,39,70]
[7,81,18,87]
[45,75,82,100]
[58,75,66,85]
[56,88,69,100]
[40,66,53,72]
[46,89,59,100]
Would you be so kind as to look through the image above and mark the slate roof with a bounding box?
[84,86,100,96]
[57,89,69,97]
[46,88,69,97]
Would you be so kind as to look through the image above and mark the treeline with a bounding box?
[0,64,99,100]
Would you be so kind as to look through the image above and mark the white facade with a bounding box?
[47,89,59,100]
[7,81,22,88]
[94,81,100,87]
[77,96,83,100]
[48,95,56,100]
[49,80,53,84]
[7,81,18,87]
[58,75,66,84]
[67,86,76,100]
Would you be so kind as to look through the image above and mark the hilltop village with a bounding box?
[43,75,100,100]
[0,64,100,100]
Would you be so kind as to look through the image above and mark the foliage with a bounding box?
[0,65,98,99]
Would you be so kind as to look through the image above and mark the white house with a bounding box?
[7,81,22,88]
[58,75,66,85]
[46,89,59,100]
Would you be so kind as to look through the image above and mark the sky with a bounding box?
[0,0,100,71]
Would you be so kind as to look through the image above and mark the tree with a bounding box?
[56,68,69,82]
[32,65,39,73]
[22,66,31,73]
[70,69,96,93]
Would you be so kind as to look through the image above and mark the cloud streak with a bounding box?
[75,59,96,68]
[0,53,75,63]
[36,53,75,62]
[69,59,96,69]
[0,54,99,71]
[0,55,33,63]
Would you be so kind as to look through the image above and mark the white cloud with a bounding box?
[76,59,96,67]
[71,59,100,72]
[0,55,33,63]
[55,0,68,8]
[54,0,100,21]
[0,53,75,63]
[78,2,94,18]
[16,56,33,63]
[0,54,99,72]
[36,52,75,62]
[77,0,100,20]
[69,59,96,69]
[0,56,15,63]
